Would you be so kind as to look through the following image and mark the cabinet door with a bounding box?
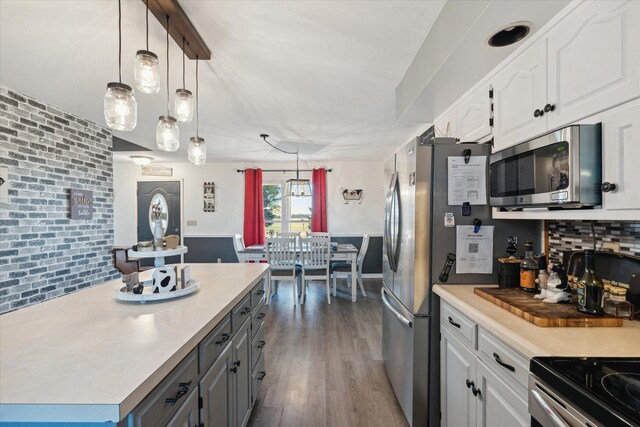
[602,103,640,210]
[233,319,252,427]
[547,1,640,130]
[200,343,233,427]
[166,389,199,427]
[457,83,493,142]
[492,38,547,152]
[476,361,529,427]
[441,328,477,427]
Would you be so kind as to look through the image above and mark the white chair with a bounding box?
[265,237,301,306]
[331,234,369,298]
[307,232,330,239]
[277,232,301,238]
[233,234,246,263]
[299,237,331,304]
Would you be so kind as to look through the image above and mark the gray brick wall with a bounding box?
[0,87,118,314]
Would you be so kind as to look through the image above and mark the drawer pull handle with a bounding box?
[493,352,515,372]
[256,290,265,296]
[544,103,555,113]
[165,381,191,407]
[448,316,461,328]
[241,307,251,315]
[231,360,241,373]
[472,385,482,399]
[465,379,474,389]
[257,313,266,320]
[258,371,266,381]
[215,333,230,345]
[258,340,266,349]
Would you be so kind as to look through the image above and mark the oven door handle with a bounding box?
[530,389,570,427]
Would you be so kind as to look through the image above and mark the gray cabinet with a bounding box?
[233,318,252,427]
[166,389,200,427]
[200,344,233,427]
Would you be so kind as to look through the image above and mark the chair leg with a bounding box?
[266,279,272,305]
[347,274,352,287]
[332,274,337,296]
[326,277,331,304]
[357,272,367,297]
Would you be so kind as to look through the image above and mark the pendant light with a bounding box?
[134,0,160,94]
[188,57,206,165]
[284,152,311,197]
[104,0,137,131]
[174,37,194,122]
[156,15,180,152]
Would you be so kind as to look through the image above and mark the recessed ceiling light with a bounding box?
[130,156,153,166]
[488,22,531,47]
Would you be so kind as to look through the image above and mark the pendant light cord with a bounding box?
[118,0,122,83]
[145,0,149,51]
[166,15,170,115]
[196,56,199,137]
[182,38,186,90]
[260,134,297,155]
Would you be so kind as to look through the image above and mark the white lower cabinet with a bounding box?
[441,320,530,426]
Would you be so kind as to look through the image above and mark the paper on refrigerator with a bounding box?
[447,156,487,205]
[456,225,494,274]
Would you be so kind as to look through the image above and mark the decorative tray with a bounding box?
[115,279,200,303]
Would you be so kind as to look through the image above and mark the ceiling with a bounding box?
[0,0,446,163]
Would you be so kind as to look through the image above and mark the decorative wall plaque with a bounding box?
[141,164,173,177]
[0,167,7,201]
[203,182,215,212]
[69,188,93,219]
[341,188,364,204]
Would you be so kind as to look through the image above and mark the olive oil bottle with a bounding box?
[576,250,604,315]
[520,241,538,292]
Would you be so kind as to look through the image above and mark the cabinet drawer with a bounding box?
[251,298,266,338]
[251,352,266,408]
[232,293,252,335]
[251,323,265,372]
[129,349,198,427]
[250,278,266,310]
[478,327,529,391]
[441,301,477,349]
[199,314,231,374]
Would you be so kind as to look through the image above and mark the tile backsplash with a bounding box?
[547,220,640,264]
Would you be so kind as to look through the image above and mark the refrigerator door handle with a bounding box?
[385,173,399,272]
[381,287,412,328]
[391,173,401,271]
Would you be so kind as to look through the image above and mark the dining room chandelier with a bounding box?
[259,134,311,197]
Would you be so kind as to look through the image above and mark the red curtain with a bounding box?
[243,168,265,247]
[311,168,328,232]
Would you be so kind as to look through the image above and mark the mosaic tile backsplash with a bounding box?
[547,220,640,264]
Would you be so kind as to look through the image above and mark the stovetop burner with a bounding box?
[531,357,640,427]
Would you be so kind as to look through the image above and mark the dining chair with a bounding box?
[307,232,330,239]
[331,234,369,298]
[265,237,301,306]
[233,234,246,263]
[299,237,332,304]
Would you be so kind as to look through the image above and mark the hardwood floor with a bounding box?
[248,278,409,427]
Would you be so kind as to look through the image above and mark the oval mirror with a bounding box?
[149,193,168,237]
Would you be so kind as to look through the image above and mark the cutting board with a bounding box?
[474,287,623,327]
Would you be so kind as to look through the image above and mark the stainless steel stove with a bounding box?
[529,357,640,427]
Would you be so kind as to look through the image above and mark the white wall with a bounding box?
[113,160,385,246]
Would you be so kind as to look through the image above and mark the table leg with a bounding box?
[351,254,357,302]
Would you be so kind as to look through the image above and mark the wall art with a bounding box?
[69,188,93,219]
[141,164,173,177]
[204,182,215,212]
[341,188,364,204]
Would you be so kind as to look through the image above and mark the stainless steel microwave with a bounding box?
[489,124,602,209]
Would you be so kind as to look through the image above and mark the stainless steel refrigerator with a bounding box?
[381,132,537,427]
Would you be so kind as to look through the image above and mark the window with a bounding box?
[263,182,311,237]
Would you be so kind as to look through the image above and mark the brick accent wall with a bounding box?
[0,87,118,314]
[547,220,640,264]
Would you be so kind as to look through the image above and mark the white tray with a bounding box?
[115,279,200,303]
[127,246,188,258]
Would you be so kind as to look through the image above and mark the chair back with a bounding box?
[277,232,300,237]
[265,237,298,272]
[307,232,330,239]
[358,234,370,267]
[233,234,246,263]
[299,237,330,269]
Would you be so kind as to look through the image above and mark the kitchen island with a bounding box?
[0,263,269,425]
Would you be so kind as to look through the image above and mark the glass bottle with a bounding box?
[603,286,633,318]
[576,250,604,315]
[520,241,538,292]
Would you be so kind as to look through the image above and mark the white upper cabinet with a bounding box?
[602,103,640,210]
[492,38,548,152]
[457,83,493,142]
[547,1,640,130]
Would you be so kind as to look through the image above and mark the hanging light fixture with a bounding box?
[174,37,194,122]
[134,0,160,94]
[104,0,137,131]
[188,57,206,165]
[156,15,180,152]
[259,134,311,197]
[129,155,153,165]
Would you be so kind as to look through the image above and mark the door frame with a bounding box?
[136,178,185,263]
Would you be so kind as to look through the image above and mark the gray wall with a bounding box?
[0,87,118,313]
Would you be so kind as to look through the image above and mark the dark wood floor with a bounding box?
[247,278,409,427]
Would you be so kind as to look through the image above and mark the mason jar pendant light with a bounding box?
[156,15,180,152]
[134,0,160,94]
[104,0,137,131]
[188,57,206,165]
[174,37,194,122]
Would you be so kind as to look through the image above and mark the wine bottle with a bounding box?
[520,241,538,292]
[576,250,604,315]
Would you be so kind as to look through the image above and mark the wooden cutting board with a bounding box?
[474,287,623,327]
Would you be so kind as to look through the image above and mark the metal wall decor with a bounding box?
[341,188,364,204]
[69,189,94,219]
[203,182,215,212]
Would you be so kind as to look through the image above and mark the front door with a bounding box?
[137,181,181,266]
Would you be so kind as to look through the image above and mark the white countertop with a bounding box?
[0,263,269,423]
[433,284,640,359]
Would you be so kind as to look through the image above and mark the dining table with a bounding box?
[239,243,361,302]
